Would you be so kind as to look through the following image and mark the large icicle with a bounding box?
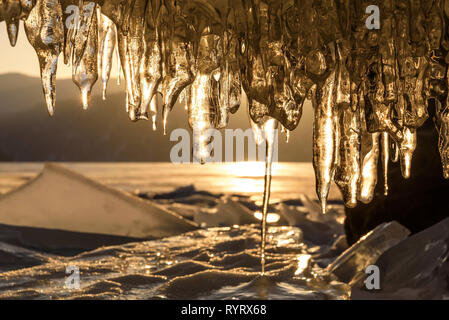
[335,107,361,208]
[72,1,98,110]
[188,33,220,164]
[24,0,64,116]
[312,69,338,214]
[359,101,381,204]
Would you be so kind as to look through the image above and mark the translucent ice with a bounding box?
[72,1,98,109]
[98,10,117,100]
[24,0,64,116]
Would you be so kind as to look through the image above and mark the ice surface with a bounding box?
[0,224,349,300]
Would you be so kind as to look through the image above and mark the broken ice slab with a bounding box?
[0,163,197,239]
[278,203,343,245]
[194,197,259,227]
[351,217,449,300]
[326,221,410,284]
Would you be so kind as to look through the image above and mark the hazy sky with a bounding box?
[0,21,119,79]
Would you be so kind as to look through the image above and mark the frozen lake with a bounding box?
[0,162,342,204]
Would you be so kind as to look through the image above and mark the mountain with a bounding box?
[0,73,313,162]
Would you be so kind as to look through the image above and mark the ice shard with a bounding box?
[351,218,449,299]
[327,221,410,284]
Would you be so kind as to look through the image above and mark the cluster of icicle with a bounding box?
[3,0,449,267]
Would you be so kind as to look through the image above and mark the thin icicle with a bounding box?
[98,11,117,100]
[381,132,390,196]
[399,127,417,179]
[3,0,21,47]
[259,117,278,275]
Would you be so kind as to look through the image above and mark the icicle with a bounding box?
[335,44,351,109]
[312,69,338,214]
[188,72,218,164]
[399,127,417,179]
[139,28,162,121]
[217,37,241,129]
[259,117,278,275]
[116,42,121,85]
[391,140,399,163]
[98,11,117,100]
[19,0,35,19]
[24,0,64,116]
[150,95,158,131]
[118,33,140,120]
[117,0,146,121]
[435,99,449,178]
[381,132,390,196]
[358,94,381,204]
[335,107,361,208]
[359,132,381,204]
[3,0,21,47]
[280,126,290,143]
[161,41,194,134]
[72,1,98,110]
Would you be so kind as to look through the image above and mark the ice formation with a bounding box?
[3,0,449,270]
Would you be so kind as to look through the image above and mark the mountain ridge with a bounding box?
[0,73,313,162]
